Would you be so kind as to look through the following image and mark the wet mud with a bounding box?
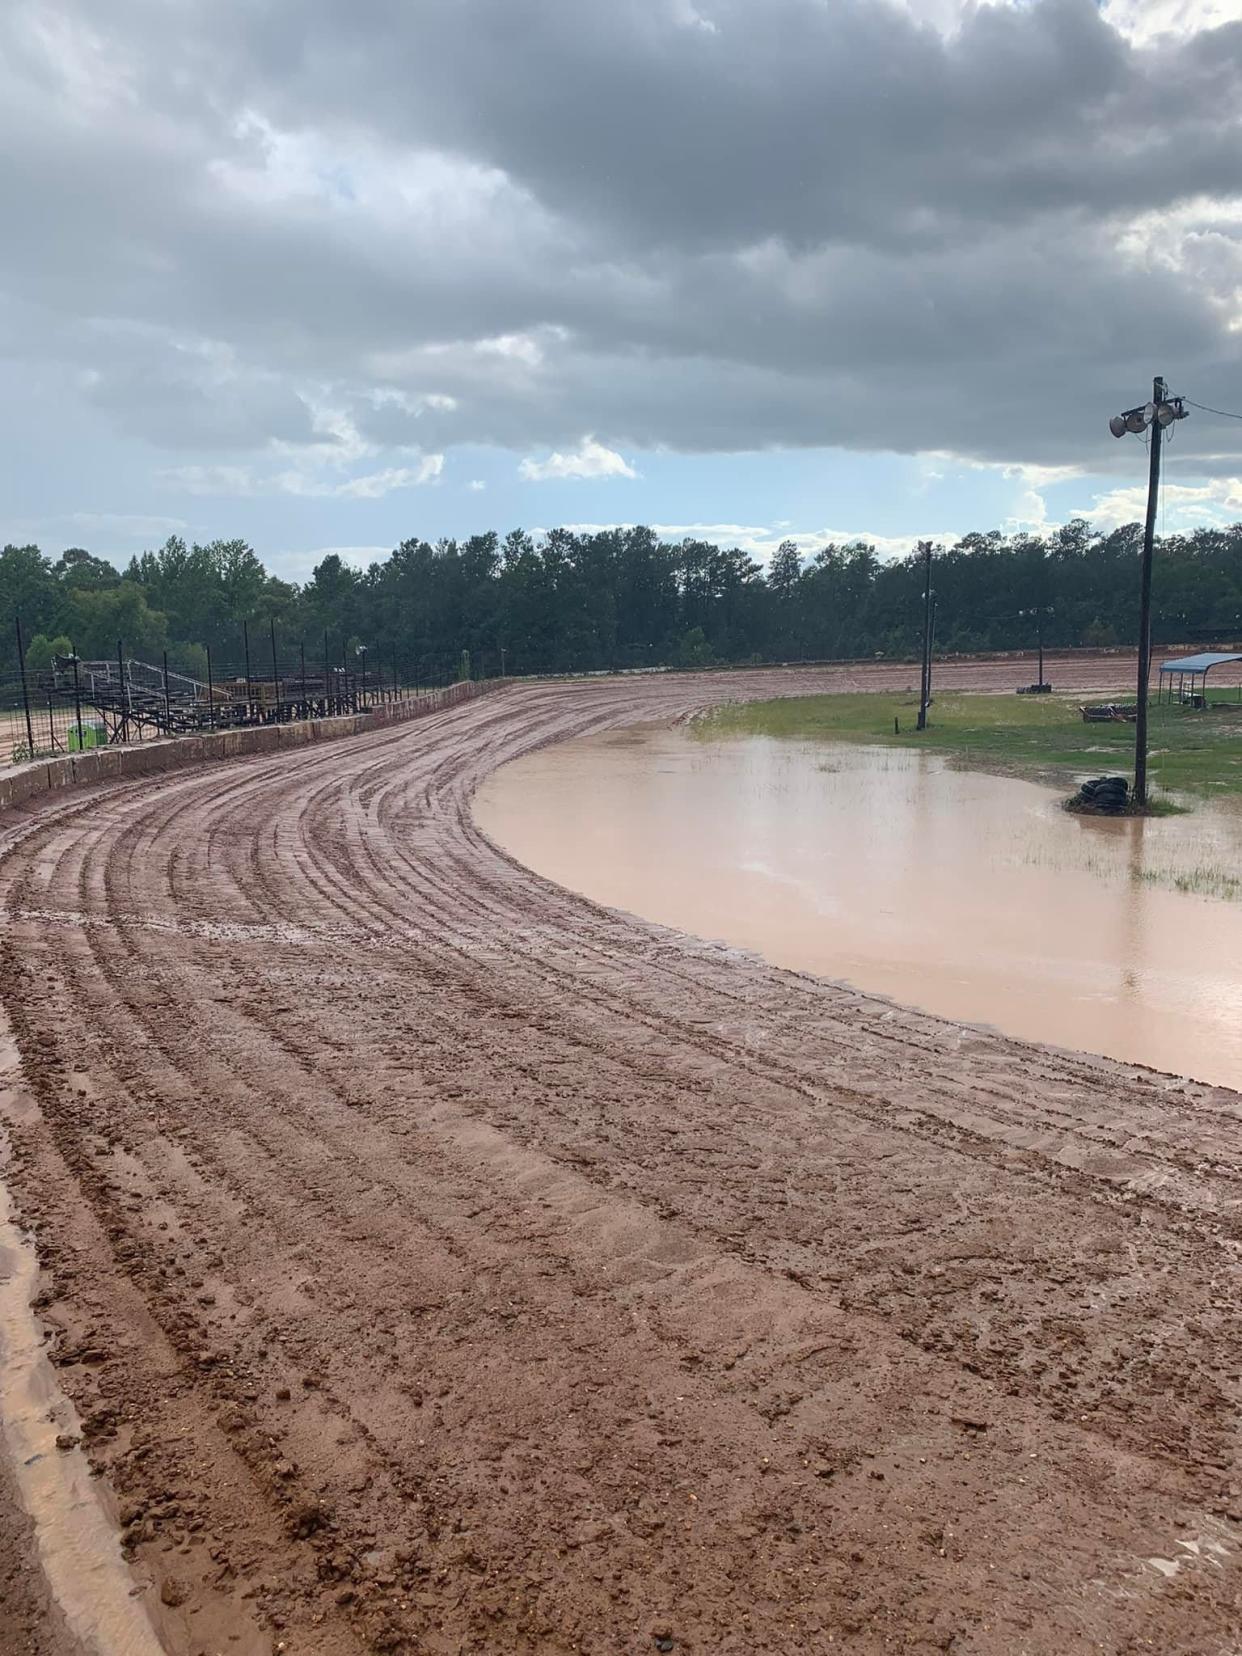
[0,658,1237,1655]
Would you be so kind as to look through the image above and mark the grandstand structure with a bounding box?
[47,654,362,741]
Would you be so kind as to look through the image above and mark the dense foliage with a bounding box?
[1,521,1240,682]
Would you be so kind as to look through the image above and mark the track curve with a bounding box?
[0,662,1239,1656]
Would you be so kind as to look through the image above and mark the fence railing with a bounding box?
[4,619,489,767]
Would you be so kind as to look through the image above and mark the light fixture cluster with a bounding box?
[1108,397,1189,438]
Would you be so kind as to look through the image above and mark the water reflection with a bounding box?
[474,729,1242,1091]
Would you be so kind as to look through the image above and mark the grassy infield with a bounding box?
[697,688,1242,806]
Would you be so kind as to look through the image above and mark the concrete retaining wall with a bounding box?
[0,679,503,816]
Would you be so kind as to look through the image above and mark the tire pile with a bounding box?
[1068,775,1130,814]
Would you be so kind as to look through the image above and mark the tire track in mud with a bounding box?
[1,661,1240,1655]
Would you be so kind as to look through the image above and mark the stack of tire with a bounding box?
[1072,775,1129,814]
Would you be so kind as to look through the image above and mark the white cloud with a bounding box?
[1003,488,1051,534]
[468,479,487,492]
[1100,0,1239,46]
[159,464,256,497]
[519,437,638,482]
[329,457,443,498]
[673,0,720,34]
[368,387,458,416]
[1077,475,1242,532]
[68,511,188,536]
[475,332,553,368]
[160,455,443,498]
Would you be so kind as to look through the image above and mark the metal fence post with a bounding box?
[14,616,35,757]
[269,618,281,721]
[243,620,253,713]
[72,652,85,752]
[116,638,128,743]
[162,649,171,729]
[206,645,216,730]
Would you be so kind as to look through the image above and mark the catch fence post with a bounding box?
[15,615,35,757]
[207,646,216,730]
[162,650,171,729]
[270,618,282,720]
[300,639,307,717]
[243,620,253,715]
[116,638,128,742]
[73,652,85,753]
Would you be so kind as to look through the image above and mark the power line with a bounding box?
[1183,397,1242,422]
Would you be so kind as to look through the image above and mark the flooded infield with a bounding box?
[474,724,1242,1091]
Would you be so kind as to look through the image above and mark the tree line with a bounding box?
[1,521,1240,684]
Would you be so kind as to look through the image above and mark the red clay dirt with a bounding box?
[0,658,1239,1656]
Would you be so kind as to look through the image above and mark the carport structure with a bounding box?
[1157,651,1242,706]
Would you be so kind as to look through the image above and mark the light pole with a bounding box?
[1108,379,1188,807]
[916,540,934,731]
[1018,605,1053,690]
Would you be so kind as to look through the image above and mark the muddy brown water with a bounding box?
[474,725,1242,1092]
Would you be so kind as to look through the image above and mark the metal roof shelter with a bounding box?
[1157,651,1242,705]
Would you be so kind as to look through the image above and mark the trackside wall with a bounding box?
[0,679,505,814]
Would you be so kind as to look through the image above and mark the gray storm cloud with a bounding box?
[2,0,1240,484]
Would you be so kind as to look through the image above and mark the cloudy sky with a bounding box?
[3,0,1242,577]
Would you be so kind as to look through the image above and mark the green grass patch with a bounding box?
[694,691,1242,802]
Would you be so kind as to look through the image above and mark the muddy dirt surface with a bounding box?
[0,658,1238,1656]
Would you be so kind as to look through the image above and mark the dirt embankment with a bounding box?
[0,658,1238,1656]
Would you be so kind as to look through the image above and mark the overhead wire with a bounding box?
[1182,397,1242,422]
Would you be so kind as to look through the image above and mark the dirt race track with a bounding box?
[0,658,1239,1656]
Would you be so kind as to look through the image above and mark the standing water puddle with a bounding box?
[474,728,1242,1091]
[0,1026,166,1653]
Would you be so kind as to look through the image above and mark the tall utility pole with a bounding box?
[916,540,934,731]
[1109,377,1188,808]
[1133,376,1165,810]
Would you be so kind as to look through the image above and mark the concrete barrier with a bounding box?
[116,745,159,778]
[0,681,508,815]
[76,749,120,783]
[0,766,48,812]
